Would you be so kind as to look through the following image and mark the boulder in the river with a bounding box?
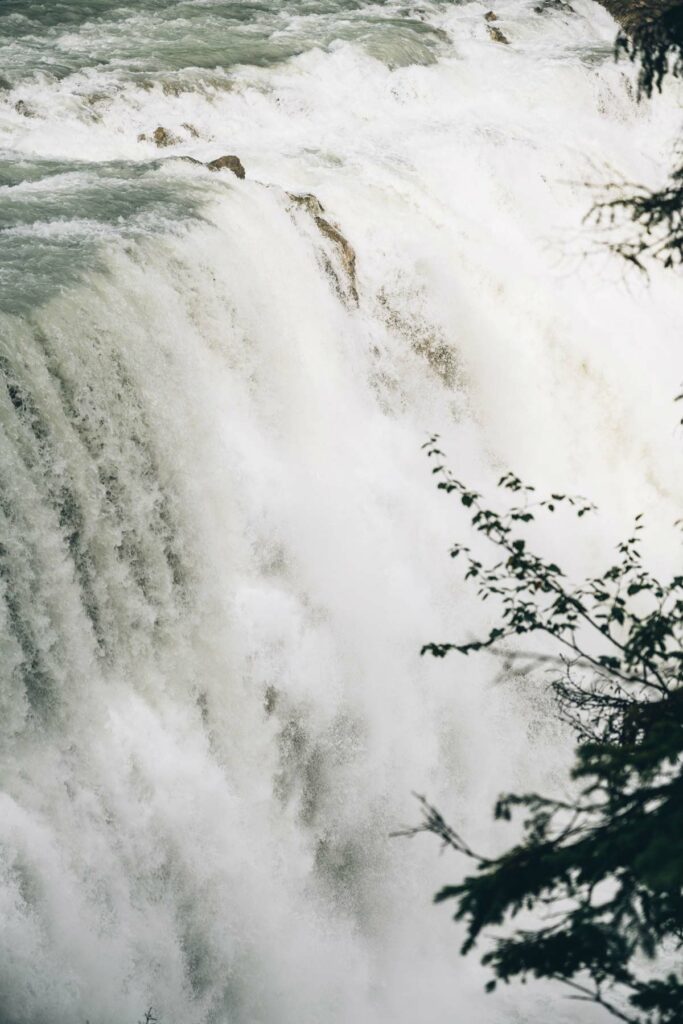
[15,99,36,117]
[534,0,575,13]
[207,155,246,179]
[484,11,499,21]
[137,125,181,147]
[488,24,510,43]
[154,125,180,147]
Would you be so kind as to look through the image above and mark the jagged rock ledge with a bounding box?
[206,155,246,178]
[165,153,359,305]
[286,192,359,306]
[174,153,247,179]
[137,128,357,305]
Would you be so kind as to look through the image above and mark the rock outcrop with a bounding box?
[15,100,36,117]
[534,0,575,13]
[488,24,510,43]
[287,192,358,305]
[206,155,246,179]
[169,154,247,179]
[137,125,181,147]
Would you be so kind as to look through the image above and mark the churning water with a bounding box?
[1,2,682,1022]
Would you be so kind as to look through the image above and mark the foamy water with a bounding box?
[1,2,682,1022]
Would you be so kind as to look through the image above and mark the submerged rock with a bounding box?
[15,99,36,117]
[137,125,181,147]
[153,125,179,147]
[264,685,279,716]
[207,155,246,179]
[534,0,575,12]
[287,192,358,305]
[484,6,512,40]
[139,123,203,147]
[287,192,325,218]
[160,126,183,146]
[378,289,465,389]
[168,153,246,178]
[488,24,510,43]
[314,217,358,303]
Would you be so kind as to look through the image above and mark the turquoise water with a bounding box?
[0,0,449,82]
[0,0,452,314]
[0,158,209,314]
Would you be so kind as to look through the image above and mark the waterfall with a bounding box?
[1,1,682,1022]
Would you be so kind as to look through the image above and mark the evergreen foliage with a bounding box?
[617,4,683,99]
[590,2,683,269]
[408,437,683,1024]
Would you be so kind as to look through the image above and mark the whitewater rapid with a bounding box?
[1,2,682,1022]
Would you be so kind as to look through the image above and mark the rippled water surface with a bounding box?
[1,0,451,81]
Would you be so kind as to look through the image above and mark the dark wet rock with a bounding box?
[15,99,36,117]
[488,24,510,42]
[534,0,575,12]
[287,192,325,218]
[171,153,245,176]
[206,155,246,178]
[314,217,358,303]
[378,289,466,390]
[264,685,279,715]
[0,75,12,92]
[484,10,499,21]
[287,192,358,305]
[153,125,180,147]
[137,125,181,147]
[139,123,201,146]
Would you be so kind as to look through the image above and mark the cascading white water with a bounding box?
[1,1,682,1022]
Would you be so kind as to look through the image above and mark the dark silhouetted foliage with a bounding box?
[589,2,683,270]
[407,437,683,1024]
[588,166,683,269]
[617,3,683,98]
